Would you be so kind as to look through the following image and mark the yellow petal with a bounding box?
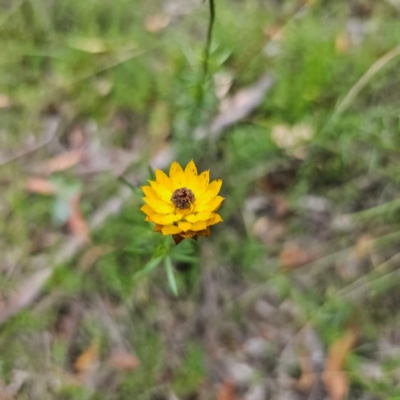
[143,197,174,214]
[162,225,182,235]
[185,212,212,223]
[207,213,223,226]
[197,179,222,204]
[161,214,182,225]
[184,160,198,190]
[149,180,172,203]
[140,204,155,216]
[195,196,224,212]
[194,170,210,197]
[169,161,186,189]
[147,213,167,224]
[191,221,207,231]
[141,185,160,201]
[178,221,192,232]
[155,169,174,192]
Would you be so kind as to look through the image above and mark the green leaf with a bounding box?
[53,195,71,224]
[148,165,156,180]
[165,256,178,296]
[134,256,164,279]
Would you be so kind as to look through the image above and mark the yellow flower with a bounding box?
[141,160,224,244]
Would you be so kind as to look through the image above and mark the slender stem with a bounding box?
[203,0,215,79]
[190,0,216,128]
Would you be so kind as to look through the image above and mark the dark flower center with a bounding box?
[171,187,195,210]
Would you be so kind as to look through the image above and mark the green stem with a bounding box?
[203,0,215,79]
[190,0,216,128]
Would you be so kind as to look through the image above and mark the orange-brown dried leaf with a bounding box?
[68,195,91,243]
[25,177,56,195]
[323,328,357,400]
[46,150,83,173]
[279,243,315,270]
[110,350,139,371]
[74,341,99,374]
[217,380,236,400]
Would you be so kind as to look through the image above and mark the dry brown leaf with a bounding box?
[271,123,314,159]
[279,243,315,270]
[335,33,351,54]
[67,195,91,243]
[145,14,171,33]
[217,380,235,400]
[0,385,14,400]
[253,217,285,244]
[0,268,52,325]
[79,246,109,270]
[214,72,233,100]
[208,74,274,138]
[296,354,315,392]
[353,234,373,258]
[68,127,85,149]
[74,341,99,373]
[25,177,56,195]
[46,150,83,173]
[110,350,139,371]
[323,329,357,400]
[263,24,283,40]
[0,94,11,108]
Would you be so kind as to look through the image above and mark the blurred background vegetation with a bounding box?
[2,0,400,398]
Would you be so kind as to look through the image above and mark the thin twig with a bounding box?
[0,117,61,166]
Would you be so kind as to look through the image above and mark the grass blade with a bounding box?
[165,256,178,296]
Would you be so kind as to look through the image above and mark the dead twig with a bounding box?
[0,117,61,166]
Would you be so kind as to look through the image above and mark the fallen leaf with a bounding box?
[79,246,110,270]
[207,74,274,139]
[214,72,233,100]
[253,217,285,244]
[25,178,56,195]
[217,380,235,400]
[0,268,52,325]
[336,234,373,279]
[67,195,91,242]
[335,33,351,54]
[74,341,99,374]
[145,13,171,33]
[263,24,283,40]
[0,94,11,108]
[68,37,108,53]
[110,350,139,371]
[271,123,314,158]
[323,329,357,400]
[68,126,85,149]
[46,150,83,173]
[295,348,315,393]
[279,243,315,270]
[94,78,113,97]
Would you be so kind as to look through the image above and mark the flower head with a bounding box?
[141,160,224,244]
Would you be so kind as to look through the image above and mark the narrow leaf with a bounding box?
[134,256,164,279]
[165,256,178,296]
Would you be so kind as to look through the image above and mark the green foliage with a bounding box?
[3,0,400,398]
[172,343,205,395]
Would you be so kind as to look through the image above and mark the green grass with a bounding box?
[2,0,400,398]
